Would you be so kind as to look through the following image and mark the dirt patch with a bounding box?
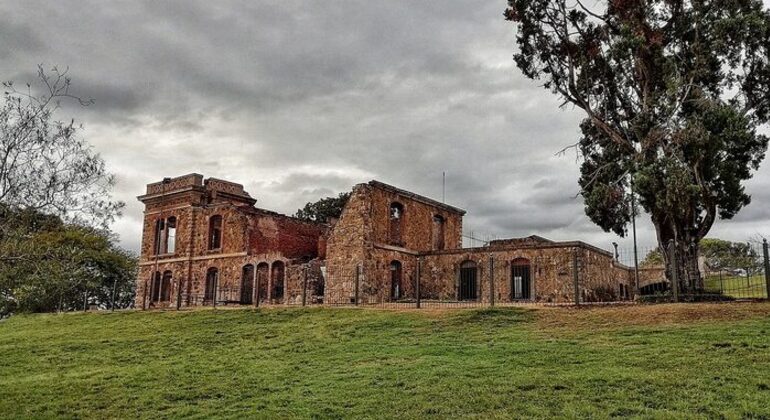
[534,301,770,331]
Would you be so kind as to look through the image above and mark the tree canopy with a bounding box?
[293,192,351,223]
[505,0,770,290]
[0,205,137,317]
[0,66,132,316]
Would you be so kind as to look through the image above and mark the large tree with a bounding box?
[505,0,770,292]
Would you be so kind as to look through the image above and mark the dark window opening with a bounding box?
[389,202,404,246]
[153,217,178,255]
[272,261,285,301]
[165,217,176,254]
[256,263,269,303]
[161,271,172,302]
[241,264,255,305]
[511,258,532,300]
[208,215,223,250]
[151,271,161,303]
[390,260,402,301]
[153,219,164,255]
[432,215,445,250]
[459,261,478,300]
[205,268,218,302]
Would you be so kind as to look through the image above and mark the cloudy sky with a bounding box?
[3,0,770,260]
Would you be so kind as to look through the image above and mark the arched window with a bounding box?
[511,258,532,300]
[241,264,255,305]
[389,202,404,245]
[208,215,223,250]
[459,261,478,301]
[271,261,285,301]
[205,268,218,302]
[432,215,445,250]
[390,260,403,301]
[161,271,172,302]
[150,271,161,302]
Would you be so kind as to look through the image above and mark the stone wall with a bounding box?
[135,175,327,308]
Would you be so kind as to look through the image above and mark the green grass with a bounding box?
[2,306,770,418]
[705,274,768,298]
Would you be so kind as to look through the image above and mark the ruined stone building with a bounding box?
[136,174,632,308]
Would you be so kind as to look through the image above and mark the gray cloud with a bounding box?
[2,0,770,254]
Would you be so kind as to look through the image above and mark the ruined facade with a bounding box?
[136,174,633,308]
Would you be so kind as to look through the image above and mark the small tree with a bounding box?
[505,1,770,292]
[293,192,351,223]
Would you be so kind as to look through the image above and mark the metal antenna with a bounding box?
[442,171,446,203]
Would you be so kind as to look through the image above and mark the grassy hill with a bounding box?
[2,304,770,418]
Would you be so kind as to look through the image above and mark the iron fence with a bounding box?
[140,239,770,311]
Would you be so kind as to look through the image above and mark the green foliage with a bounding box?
[293,192,351,223]
[700,238,761,271]
[641,248,664,267]
[505,1,770,275]
[2,307,770,418]
[0,205,137,316]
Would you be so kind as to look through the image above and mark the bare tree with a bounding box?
[1,65,124,228]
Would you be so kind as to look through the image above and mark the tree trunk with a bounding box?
[652,216,703,297]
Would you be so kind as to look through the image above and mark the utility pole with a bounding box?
[631,180,640,299]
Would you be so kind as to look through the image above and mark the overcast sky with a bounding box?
[3,0,770,261]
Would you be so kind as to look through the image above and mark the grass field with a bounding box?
[704,274,769,299]
[2,304,770,418]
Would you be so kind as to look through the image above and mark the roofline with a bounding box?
[367,180,466,215]
[421,240,619,261]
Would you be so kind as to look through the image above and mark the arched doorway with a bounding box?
[390,260,402,301]
[256,263,269,303]
[161,271,172,302]
[271,261,285,302]
[511,258,531,300]
[205,268,218,303]
[459,261,478,300]
[240,264,255,304]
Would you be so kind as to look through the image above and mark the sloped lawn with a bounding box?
[1,303,769,418]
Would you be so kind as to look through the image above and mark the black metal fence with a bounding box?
[141,240,770,311]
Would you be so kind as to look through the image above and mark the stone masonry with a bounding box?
[135,174,634,308]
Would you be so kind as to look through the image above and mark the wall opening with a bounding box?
[241,264,255,304]
[389,202,404,246]
[161,271,172,302]
[432,214,445,250]
[205,267,218,303]
[150,271,161,303]
[459,260,478,301]
[271,261,285,302]
[390,260,402,301]
[208,215,223,250]
[256,263,269,303]
[511,258,532,300]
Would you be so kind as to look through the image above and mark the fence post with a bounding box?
[142,279,148,310]
[762,239,770,299]
[176,278,182,310]
[213,275,218,309]
[416,257,422,309]
[669,240,679,303]
[111,277,118,312]
[573,249,580,306]
[354,264,360,306]
[489,255,495,307]
[302,265,308,307]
